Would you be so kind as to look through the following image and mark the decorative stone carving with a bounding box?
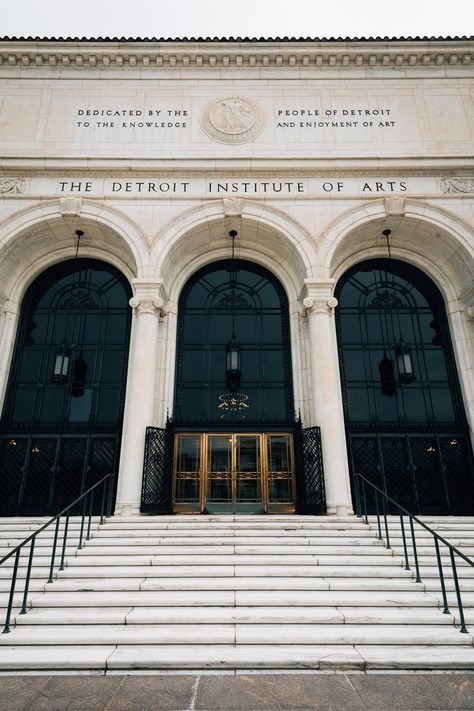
[201,96,264,144]
[441,178,474,194]
[223,197,244,217]
[384,197,405,216]
[0,177,25,194]
[466,306,474,320]
[129,296,166,317]
[60,197,83,216]
[303,296,338,316]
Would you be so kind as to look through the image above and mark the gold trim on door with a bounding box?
[172,432,295,514]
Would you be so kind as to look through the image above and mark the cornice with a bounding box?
[0,156,473,174]
[0,39,472,71]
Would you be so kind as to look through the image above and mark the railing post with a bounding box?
[59,514,70,571]
[20,537,36,614]
[383,499,391,550]
[86,491,94,541]
[375,490,382,540]
[450,549,468,633]
[47,517,60,584]
[100,478,107,525]
[78,496,86,549]
[361,480,368,525]
[3,548,20,633]
[434,538,450,614]
[399,513,410,571]
[409,517,421,583]
[106,475,114,517]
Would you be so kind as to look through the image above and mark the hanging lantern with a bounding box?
[226,337,241,393]
[378,353,396,396]
[53,344,70,382]
[396,339,414,383]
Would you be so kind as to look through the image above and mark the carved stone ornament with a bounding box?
[303,296,338,316]
[129,296,166,317]
[0,177,25,194]
[440,178,474,194]
[201,96,264,144]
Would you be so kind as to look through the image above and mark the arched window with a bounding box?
[335,258,474,514]
[0,259,132,515]
[175,260,294,424]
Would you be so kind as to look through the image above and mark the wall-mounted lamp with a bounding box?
[225,229,242,393]
[395,338,415,383]
[53,342,70,383]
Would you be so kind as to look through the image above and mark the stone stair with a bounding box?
[1,515,474,672]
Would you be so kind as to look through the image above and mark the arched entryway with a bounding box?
[0,259,132,515]
[172,259,296,514]
[335,258,474,514]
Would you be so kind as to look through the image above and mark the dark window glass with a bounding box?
[175,260,293,422]
[336,259,465,430]
[2,259,131,431]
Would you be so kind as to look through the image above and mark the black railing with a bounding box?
[355,472,474,633]
[0,472,114,634]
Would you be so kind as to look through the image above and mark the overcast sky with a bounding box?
[2,0,473,39]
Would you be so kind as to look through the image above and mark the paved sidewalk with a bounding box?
[1,673,474,710]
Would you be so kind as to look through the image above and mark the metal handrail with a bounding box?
[354,472,474,633]
[1,472,114,633]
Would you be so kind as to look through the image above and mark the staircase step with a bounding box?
[26,589,440,607]
[2,623,469,647]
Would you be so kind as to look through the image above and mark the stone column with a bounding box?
[303,290,353,515]
[0,298,19,412]
[115,286,165,516]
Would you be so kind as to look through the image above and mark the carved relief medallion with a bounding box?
[440,177,474,194]
[0,177,25,194]
[201,97,264,144]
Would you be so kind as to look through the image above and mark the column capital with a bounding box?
[130,278,167,317]
[303,296,338,316]
[129,296,166,317]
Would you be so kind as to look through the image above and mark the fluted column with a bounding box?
[115,287,165,516]
[303,291,353,515]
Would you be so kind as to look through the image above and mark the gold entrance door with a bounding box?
[173,433,295,514]
[206,434,262,513]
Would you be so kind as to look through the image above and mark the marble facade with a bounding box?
[0,37,473,516]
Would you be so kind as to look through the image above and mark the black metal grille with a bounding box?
[350,432,474,515]
[0,434,119,516]
[141,426,173,513]
[295,424,326,514]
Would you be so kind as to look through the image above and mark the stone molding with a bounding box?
[0,40,472,71]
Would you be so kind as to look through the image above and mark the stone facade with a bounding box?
[0,38,473,516]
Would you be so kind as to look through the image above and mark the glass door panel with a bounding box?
[235,435,263,513]
[266,434,294,508]
[206,435,233,513]
[173,434,202,511]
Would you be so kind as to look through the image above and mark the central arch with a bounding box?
[171,258,296,514]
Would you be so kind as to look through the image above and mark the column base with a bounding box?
[326,504,355,516]
[114,503,142,517]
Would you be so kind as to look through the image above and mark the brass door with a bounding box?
[173,432,295,514]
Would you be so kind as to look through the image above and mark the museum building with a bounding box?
[0,35,473,520]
